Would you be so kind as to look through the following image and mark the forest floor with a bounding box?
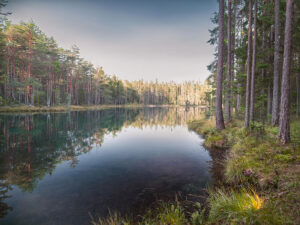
[0,104,185,113]
[187,117,300,225]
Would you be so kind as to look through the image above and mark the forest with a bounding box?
[208,0,299,144]
[0,19,209,107]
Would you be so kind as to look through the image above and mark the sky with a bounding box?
[6,0,218,83]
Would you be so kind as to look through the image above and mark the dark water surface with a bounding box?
[0,107,213,225]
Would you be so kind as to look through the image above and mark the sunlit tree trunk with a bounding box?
[279,0,294,144]
[272,0,281,126]
[244,0,252,128]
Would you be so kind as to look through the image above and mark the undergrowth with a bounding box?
[188,118,300,225]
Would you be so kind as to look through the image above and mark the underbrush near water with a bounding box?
[188,118,300,225]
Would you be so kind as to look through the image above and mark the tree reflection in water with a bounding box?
[0,107,207,218]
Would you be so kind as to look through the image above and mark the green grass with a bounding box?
[207,188,283,225]
[188,118,300,225]
[91,201,189,225]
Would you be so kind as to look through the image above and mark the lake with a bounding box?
[0,107,214,225]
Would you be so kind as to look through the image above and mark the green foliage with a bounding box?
[191,203,206,225]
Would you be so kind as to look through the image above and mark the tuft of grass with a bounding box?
[208,189,282,225]
[90,211,131,225]
[142,202,188,225]
[91,201,188,225]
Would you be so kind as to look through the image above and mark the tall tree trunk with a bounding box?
[296,71,299,117]
[250,0,257,121]
[260,20,266,121]
[5,45,10,101]
[244,0,252,128]
[225,0,232,122]
[272,0,281,126]
[231,2,236,116]
[279,0,294,144]
[267,80,272,115]
[215,0,225,130]
[27,31,33,106]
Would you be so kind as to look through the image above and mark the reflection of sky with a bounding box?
[3,125,211,225]
[6,0,218,82]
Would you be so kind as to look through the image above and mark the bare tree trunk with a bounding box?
[260,22,266,121]
[27,31,33,105]
[244,0,252,128]
[215,0,225,130]
[272,0,281,126]
[225,0,232,122]
[250,0,257,121]
[236,82,241,112]
[231,2,236,116]
[279,0,294,144]
[296,71,299,117]
[267,80,272,115]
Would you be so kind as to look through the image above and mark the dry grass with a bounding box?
[0,104,180,113]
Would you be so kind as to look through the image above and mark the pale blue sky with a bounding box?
[6,0,218,82]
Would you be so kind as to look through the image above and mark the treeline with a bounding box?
[208,0,299,143]
[0,16,209,106]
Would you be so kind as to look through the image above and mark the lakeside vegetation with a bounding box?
[188,118,300,225]
[0,104,186,113]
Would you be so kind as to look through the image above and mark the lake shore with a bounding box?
[0,104,205,113]
[187,118,300,224]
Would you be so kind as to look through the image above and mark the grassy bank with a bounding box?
[0,104,180,113]
[187,118,300,224]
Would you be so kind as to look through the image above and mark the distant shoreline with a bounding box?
[0,104,207,113]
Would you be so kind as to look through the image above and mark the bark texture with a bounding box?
[216,0,225,130]
[272,0,281,126]
[279,0,294,144]
[244,0,252,128]
[225,0,232,122]
[250,0,257,121]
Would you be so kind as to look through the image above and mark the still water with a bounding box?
[0,107,213,225]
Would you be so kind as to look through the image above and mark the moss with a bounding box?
[274,154,294,162]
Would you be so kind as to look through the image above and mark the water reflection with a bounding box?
[0,107,210,225]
